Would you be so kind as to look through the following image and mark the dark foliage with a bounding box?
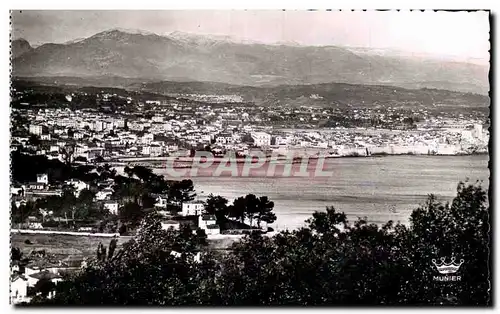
[30,181,490,306]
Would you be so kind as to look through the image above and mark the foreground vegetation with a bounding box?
[11,148,276,233]
[24,181,490,306]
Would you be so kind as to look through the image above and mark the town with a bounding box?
[11,86,489,163]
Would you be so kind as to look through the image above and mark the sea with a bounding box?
[147,155,490,231]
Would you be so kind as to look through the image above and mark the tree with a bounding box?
[226,194,262,227]
[128,166,154,182]
[401,181,490,305]
[119,202,144,227]
[94,155,105,163]
[61,143,76,165]
[244,194,260,227]
[28,134,41,147]
[35,214,209,305]
[168,179,196,205]
[59,185,78,220]
[228,197,246,223]
[32,277,56,299]
[256,196,276,228]
[124,166,134,179]
[74,188,96,219]
[204,194,228,223]
[30,181,490,306]
[11,247,29,267]
[113,176,147,206]
[12,201,37,224]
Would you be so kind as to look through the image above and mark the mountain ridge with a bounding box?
[11,38,32,59]
[12,29,489,94]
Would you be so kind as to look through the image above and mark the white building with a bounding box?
[216,133,233,145]
[142,145,163,157]
[205,224,221,235]
[155,195,168,208]
[141,133,154,145]
[181,202,204,216]
[152,115,164,123]
[10,275,29,304]
[274,136,290,146]
[36,173,48,185]
[49,145,60,153]
[473,124,483,139]
[93,121,105,132]
[65,179,89,196]
[40,134,51,141]
[198,215,217,229]
[29,124,43,135]
[11,187,23,197]
[161,220,180,231]
[104,201,119,215]
[95,188,114,201]
[28,221,43,229]
[198,215,220,235]
[251,132,271,147]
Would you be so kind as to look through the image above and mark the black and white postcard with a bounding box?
[9,9,491,306]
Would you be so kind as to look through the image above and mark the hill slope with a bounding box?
[12,29,489,94]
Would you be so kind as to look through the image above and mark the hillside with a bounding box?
[11,38,32,59]
[12,77,490,114]
[12,29,489,94]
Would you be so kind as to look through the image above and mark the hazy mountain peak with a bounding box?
[168,31,232,43]
[11,38,32,59]
[12,29,489,94]
[90,28,159,40]
[274,40,302,47]
[167,31,263,46]
[64,37,86,45]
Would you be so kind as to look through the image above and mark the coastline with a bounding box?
[105,151,489,168]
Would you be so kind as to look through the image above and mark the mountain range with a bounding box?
[12,29,489,94]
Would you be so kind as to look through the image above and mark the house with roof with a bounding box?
[181,202,204,216]
[95,187,114,201]
[198,215,220,235]
[64,179,89,196]
[198,215,216,229]
[142,144,163,157]
[155,195,168,209]
[205,224,221,235]
[11,186,24,197]
[103,200,119,215]
[26,216,43,229]
[24,182,47,191]
[10,275,29,304]
[40,134,51,141]
[141,133,154,145]
[161,220,181,231]
[37,173,48,185]
[215,133,234,145]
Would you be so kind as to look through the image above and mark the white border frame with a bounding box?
[2,1,498,312]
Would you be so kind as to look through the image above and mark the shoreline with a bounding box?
[106,152,489,168]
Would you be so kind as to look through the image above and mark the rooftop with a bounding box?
[201,215,216,221]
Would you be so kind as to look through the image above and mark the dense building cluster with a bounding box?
[11,90,489,163]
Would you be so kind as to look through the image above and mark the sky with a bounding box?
[11,10,490,64]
